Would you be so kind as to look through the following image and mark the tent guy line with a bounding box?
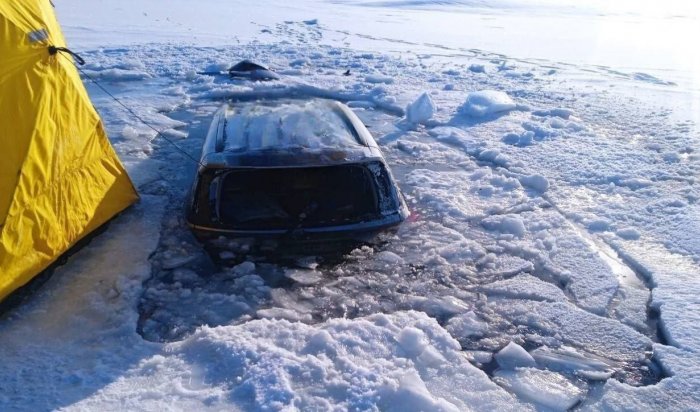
[57,52,205,169]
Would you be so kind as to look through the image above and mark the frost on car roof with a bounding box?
[222,99,366,152]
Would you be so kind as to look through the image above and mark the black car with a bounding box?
[185,98,409,253]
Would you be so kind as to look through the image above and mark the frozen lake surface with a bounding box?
[1,1,699,411]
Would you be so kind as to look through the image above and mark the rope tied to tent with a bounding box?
[48,45,85,66]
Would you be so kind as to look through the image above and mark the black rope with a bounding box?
[48,45,85,65]
[52,50,205,169]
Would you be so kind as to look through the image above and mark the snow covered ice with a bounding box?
[2,0,700,411]
[459,90,517,118]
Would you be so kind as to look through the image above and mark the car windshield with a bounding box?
[214,164,382,230]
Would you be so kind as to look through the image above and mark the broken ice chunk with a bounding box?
[459,90,516,117]
[446,311,489,340]
[530,346,614,379]
[405,92,435,124]
[376,250,405,265]
[284,268,323,285]
[494,368,584,411]
[161,255,196,270]
[232,261,256,275]
[495,342,536,369]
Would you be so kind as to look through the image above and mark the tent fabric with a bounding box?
[0,0,138,301]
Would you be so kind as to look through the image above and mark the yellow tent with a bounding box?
[0,0,138,301]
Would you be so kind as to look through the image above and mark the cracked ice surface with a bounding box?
[2,0,700,411]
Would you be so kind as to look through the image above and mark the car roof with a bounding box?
[200,99,384,169]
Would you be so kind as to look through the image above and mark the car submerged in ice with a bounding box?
[185,98,409,254]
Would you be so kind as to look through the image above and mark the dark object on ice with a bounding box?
[228,60,279,81]
[343,69,351,76]
[185,98,409,254]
